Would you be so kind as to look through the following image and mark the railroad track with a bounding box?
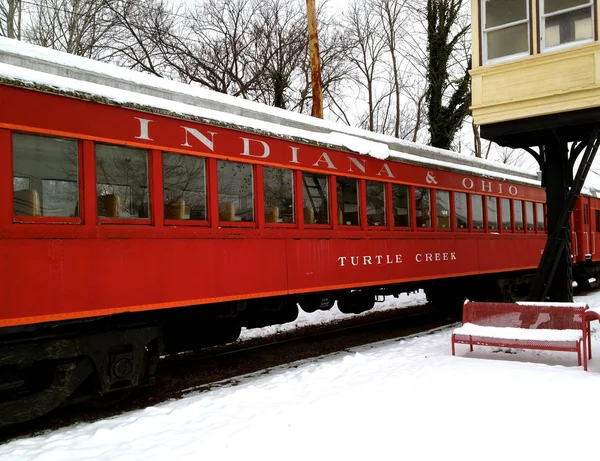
[0,303,459,442]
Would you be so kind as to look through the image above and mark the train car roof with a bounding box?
[0,37,544,187]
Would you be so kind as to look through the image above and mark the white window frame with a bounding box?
[540,0,595,52]
[482,0,530,64]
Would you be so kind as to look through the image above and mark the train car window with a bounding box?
[596,209,600,232]
[436,190,450,229]
[514,200,524,230]
[455,192,468,229]
[13,133,79,218]
[217,160,254,222]
[501,198,512,230]
[163,153,207,221]
[537,202,545,231]
[487,196,498,230]
[584,203,589,224]
[471,194,484,229]
[415,188,431,228]
[337,177,359,226]
[392,184,410,227]
[302,172,329,224]
[525,201,535,231]
[96,144,149,219]
[263,166,294,224]
[366,180,386,227]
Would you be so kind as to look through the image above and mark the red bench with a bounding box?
[452,301,590,371]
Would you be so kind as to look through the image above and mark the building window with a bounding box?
[526,201,535,231]
[263,167,294,224]
[472,194,484,229]
[415,188,431,228]
[13,133,79,218]
[487,196,499,230]
[96,144,149,219]
[163,153,207,221]
[537,202,546,231]
[392,184,410,227]
[366,180,386,227]
[514,200,524,230]
[337,177,359,226]
[217,160,254,222]
[455,192,468,229]
[541,0,593,50]
[436,190,450,229]
[502,198,512,230]
[302,172,329,224]
[483,0,529,62]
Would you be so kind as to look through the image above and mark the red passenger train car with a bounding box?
[0,39,592,425]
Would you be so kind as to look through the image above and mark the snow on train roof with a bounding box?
[0,37,542,186]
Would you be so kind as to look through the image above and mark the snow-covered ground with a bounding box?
[3,289,600,460]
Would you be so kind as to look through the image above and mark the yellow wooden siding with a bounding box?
[471,43,600,125]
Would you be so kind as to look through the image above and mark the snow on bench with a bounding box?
[451,301,590,370]
[453,323,583,342]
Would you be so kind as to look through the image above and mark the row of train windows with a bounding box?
[11,133,545,231]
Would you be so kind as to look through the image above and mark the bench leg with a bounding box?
[584,339,588,372]
[589,322,593,360]
[452,335,455,356]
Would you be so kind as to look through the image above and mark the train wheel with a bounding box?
[336,291,375,314]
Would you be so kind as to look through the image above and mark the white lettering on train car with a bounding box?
[181,127,217,151]
[289,146,301,164]
[135,118,154,141]
[415,252,457,263]
[240,137,270,158]
[338,254,403,267]
[376,164,395,178]
[313,153,338,170]
[462,178,474,190]
[348,157,367,174]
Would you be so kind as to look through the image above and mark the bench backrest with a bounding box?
[463,301,589,330]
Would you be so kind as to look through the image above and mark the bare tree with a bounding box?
[25,0,119,58]
[0,0,22,39]
[253,0,307,109]
[343,0,387,132]
[373,0,409,138]
[101,0,179,77]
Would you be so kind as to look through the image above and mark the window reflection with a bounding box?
[487,197,498,230]
[526,201,535,231]
[415,188,431,228]
[514,200,524,230]
[96,144,149,219]
[218,160,254,222]
[455,192,468,229]
[472,194,484,229]
[13,133,79,218]
[337,177,359,226]
[502,198,512,231]
[537,203,545,231]
[163,153,206,221]
[264,167,294,224]
[436,190,450,229]
[302,172,329,224]
[366,181,386,226]
[392,184,410,227]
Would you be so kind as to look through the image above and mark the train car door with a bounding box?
[590,197,600,262]
[573,196,592,262]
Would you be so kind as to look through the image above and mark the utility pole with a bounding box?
[306,0,323,118]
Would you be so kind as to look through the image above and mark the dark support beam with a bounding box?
[528,127,600,301]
